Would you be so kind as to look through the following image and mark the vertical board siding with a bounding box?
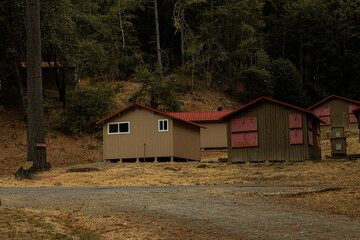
[103,108,173,159]
[173,120,201,161]
[312,98,359,139]
[314,98,359,128]
[227,101,317,162]
[198,122,228,148]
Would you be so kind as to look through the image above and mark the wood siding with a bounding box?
[227,101,321,162]
[173,120,201,161]
[102,108,173,160]
[312,98,359,129]
[197,122,228,148]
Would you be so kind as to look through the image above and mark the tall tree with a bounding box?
[154,0,162,69]
[26,0,49,171]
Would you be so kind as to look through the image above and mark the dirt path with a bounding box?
[1,185,360,239]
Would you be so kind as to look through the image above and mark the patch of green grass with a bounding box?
[79,231,100,240]
[30,220,54,231]
[197,164,207,168]
[164,167,181,172]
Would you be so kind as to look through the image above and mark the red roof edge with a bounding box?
[96,103,206,128]
[307,95,360,110]
[220,96,325,123]
[168,110,233,122]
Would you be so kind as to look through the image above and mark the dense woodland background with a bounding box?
[1,0,360,122]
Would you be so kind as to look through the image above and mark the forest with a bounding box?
[1,0,360,111]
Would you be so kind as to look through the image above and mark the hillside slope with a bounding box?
[0,82,242,176]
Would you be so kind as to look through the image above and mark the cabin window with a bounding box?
[158,119,168,132]
[349,105,358,123]
[289,113,303,145]
[108,122,130,134]
[314,107,331,126]
[230,117,258,148]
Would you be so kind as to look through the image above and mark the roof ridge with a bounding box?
[308,95,360,110]
[220,96,323,123]
[96,103,205,128]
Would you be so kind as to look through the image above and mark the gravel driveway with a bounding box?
[1,185,360,239]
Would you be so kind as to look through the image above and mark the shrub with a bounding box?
[61,83,118,135]
[197,164,207,168]
[129,66,182,112]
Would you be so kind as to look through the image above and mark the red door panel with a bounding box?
[230,117,257,132]
[319,116,331,126]
[349,114,358,123]
[231,132,258,148]
[349,105,358,113]
[289,113,302,129]
[314,107,330,117]
[290,129,303,145]
[308,130,314,146]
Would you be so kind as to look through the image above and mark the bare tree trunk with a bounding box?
[180,0,185,67]
[25,0,49,171]
[154,0,162,69]
[117,0,126,53]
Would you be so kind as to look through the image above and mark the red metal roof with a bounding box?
[96,103,205,128]
[307,95,360,110]
[168,110,233,122]
[220,96,324,123]
[21,61,75,68]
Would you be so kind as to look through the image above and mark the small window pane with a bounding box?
[159,120,168,131]
[119,123,129,133]
[109,123,119,133]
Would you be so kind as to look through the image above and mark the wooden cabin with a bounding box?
[221,97,322,163]
[169,111,232,149]
[308,95,360,138]
[96,103,204,162]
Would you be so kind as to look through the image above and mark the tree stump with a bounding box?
[15,161,35,179]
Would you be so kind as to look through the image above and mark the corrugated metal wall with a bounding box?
[227,101,321,162]
[173,120,201,161]
[197,122,227,148]
[313,98,359,129]
[102,108,174,160]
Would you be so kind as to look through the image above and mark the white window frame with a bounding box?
[108,122,130,135]
[158,119,169,132]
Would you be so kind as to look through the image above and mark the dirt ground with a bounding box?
[1,185,360,240]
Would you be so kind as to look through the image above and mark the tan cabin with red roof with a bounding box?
[308,95,360,138]
[169,111,232,149]
[96,103,204,162]
[221,97,323,162]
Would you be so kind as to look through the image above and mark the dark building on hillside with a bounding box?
[221,97,322,163]
[307,95,360,138]
[21,61,76,90]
